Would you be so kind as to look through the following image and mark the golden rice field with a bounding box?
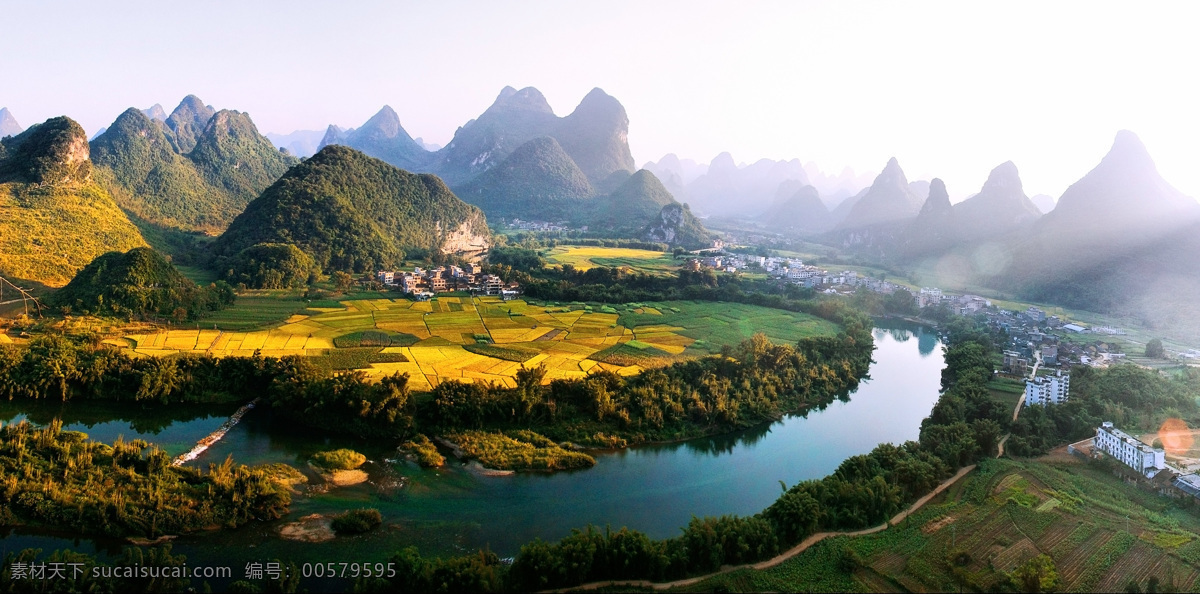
[543,245,679,274]
[120,297,837,391]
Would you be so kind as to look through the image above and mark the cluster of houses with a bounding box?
[503,218,575,232]
[989,306,1131,369]
[376,264,520,300]
[1089,421,1200,501]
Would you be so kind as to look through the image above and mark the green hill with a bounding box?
[588,169,676,233]
[643,202,714,250]
[92,102,296,232]
[52,247,233,320]
[0,116,147,287]
[455,136,594,221]
[213,145,490,274]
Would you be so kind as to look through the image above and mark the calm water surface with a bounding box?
[0,322,942,585]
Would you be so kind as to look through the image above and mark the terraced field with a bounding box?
[120,297,837,391]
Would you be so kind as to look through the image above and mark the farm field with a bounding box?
[684,458,1200,593]
[120,297,837,391]
[543,245,679,274]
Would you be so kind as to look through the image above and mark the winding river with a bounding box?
[0,320,942,586]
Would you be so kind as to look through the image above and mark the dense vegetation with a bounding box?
[0,117,147,286]
[309,448,366,471]
[1006,362,1200,456]
[402,434,446,467]
[331,508,383,535]
[455,136,594,221]
[91,107,295,232]
[0,419,289,538]
[585,169,676,234]
[92,95,296,233]
[444,430,595,470]
[212,145,489,274]
[52,247,234,320]
[222,242,315,289]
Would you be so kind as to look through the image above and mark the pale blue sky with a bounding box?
[2,0,1197,200]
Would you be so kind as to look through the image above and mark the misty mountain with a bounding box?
[414,137,442,151]
[757,184,831,234]
[267,129,325,158]
[835,158,923,229]
[992,131,1200,333]
[909,180,930,203]
[680,153,813,217]
[554,88,637,183]
[0,108,21,137]
[897,178,956,258]
[951,161,1042,241]
[142,104,168,122]
[429,86,635,186]
[1029,194,1055,213]
[803,162,875,208]
[1038,130,1199,239]
[316,105,433,171]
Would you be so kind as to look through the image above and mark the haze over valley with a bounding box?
[3,2,1200,593]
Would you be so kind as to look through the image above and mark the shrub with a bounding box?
[310,449,366,471]
[331,508,382,535]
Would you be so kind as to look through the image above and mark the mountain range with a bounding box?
[318,87,636,192]
[91,95,296,232]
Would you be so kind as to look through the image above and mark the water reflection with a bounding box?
[0,321,946,562]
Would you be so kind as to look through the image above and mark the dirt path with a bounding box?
[549,464,978,592]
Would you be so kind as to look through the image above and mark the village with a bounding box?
[374,263,522,301]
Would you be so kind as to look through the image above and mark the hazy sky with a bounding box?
[3,0,1198,201]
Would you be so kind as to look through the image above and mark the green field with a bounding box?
[193,293,311,330]
[544,245,679,274]
[685,458,1200,592]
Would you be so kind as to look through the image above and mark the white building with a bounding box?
[1094,421,1167,478]
[1025,370,1070,406]
[918,287,943,308]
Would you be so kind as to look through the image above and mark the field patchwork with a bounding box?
[120,297,835,389]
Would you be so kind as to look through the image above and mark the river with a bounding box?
[0,321,942,586]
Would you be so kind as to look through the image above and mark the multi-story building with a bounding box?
[1094,421,1166,478]
[1002,350,1028,376]
[1025,370,1069,406]
[377,271,396,286]
[918,287,943,308]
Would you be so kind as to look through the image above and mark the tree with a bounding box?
[1145,338,1165,359]
[334,271,355,293]
[1010,554,1059,593]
